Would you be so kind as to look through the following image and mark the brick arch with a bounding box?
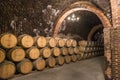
[88,24,103,41]
[53,1,112,37]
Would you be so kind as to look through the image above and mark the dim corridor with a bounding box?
[10,56,105,80]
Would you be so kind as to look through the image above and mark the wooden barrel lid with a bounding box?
[0,61,16,79]
[79,46,86,52]
[34,36,47,48]
[0,33,17,48]
[56,38,65,47]
[61,47,68,56]
[71,55,77,62]
[47,37,57,47]
[7,47,25,62]
[51,47,61,57]
[74,47,80,54]
[33,58,46,71]
[26,47,40,60]
[0,48,5,63]
[65,39,72,47]
[56,56,64,66]
[64,55,71,64]
[72,39,77,47]
[41,47,51,58]
[47,57,56,68]
[68,47,74,55]
[17,59,33,74]
[78,40,87,47]
[18,34,34,48]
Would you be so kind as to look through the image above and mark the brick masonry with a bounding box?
[0,0,111,36]
[0,0,114,80]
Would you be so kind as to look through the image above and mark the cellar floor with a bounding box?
[10,56,105,80]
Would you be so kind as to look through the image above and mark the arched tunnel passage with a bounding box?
[53,7,108,79]
[57,10,103,42]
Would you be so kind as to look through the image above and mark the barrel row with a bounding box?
[0,33,77,49]
[0,46,82,63]
[79,46,104,53]
[78,40,104,47]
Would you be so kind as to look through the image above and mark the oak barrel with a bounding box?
[65,39,72,47]
[56,56,64,66]
[61,47,68,56]
[0,61,16,79]
[34,36,47,48]
[26,47,40,60]
[68,47,74,55]
[51,47,61,57]
[56,38,65,47]
[0,33,17,48]
[74,47,80,54]
[7,47,25,62]
[71,39,77,47]
[18,34,34,48]
[78,40,87,47]
[40,47,51,58]
[46,57,56,68]
[17,59,33,74]
[79,46,86,52]
[64,55,71,64]
[0,48,5,63]
[33,58,46,71]
[71,55,77,62]
[46,37,57,47]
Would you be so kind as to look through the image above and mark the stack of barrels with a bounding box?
[78,40,104,59]
[0,33,104,79]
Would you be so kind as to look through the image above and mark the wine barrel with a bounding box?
[56,38,65,47]
[33,58,46,71]
[46,37,57,47]
[0,33,17,48]
[51,47,61,57]
[46,57,56,68]
[64,55,71,64]
[26,47,40,60]
[0,61,16,79]
[79,46,86,52]
[78,40,87,47]
[40,47,51,58]
[71,39,77,47]
[0,48,5,63]
[68,47,74,55]
[61,47,68,56]
[74,47,80,55]
[34,36,47,48]
[7,47,25,62]
[18,34,34,48]
[71,55,77,62]
[85,47,92,52]
[17,59,33,74]
[65,39,72,47]
[56,56,64,66]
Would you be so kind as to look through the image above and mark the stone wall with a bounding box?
[0,0,111,36]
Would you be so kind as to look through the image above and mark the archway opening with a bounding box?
[57,10,103,42]
[52,1,112,79]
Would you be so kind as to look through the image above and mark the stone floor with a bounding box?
[10,56,105,80]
